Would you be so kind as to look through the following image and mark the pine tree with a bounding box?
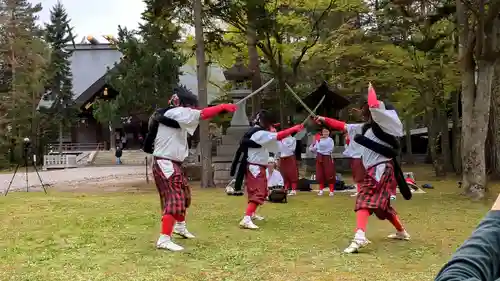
[137,0,184,102]
[44,1,75,151]
[95,0,185,148]
[0,0,48,165]
[104,0,185,115]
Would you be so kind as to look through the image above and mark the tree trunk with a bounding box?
[456,0,500,199]
[427,109,444,176]
[440,109,453,172]
[461,61,494,199]
[488,58,500,177]
[404,116,413,164]
[58,122,63,153]
[277,50,286,125]
[194,0,214,188]
[451,90,461,174]
[246,12,261,116]
[109,122,115,150]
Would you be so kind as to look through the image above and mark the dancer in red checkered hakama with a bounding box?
[145,88,236,252]
[153,159,190,215]
[278,134,299,195]
[355,161,397,219]
[309,128,336,197]
[315,83,411,254]
[234,110,304,230]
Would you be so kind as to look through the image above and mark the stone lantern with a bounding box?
[223,56,253,131]
[212,57,254,186]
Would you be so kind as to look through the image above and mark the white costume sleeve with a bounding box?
[346,123,364,138]
[164,107,201,136]
[370,104,403,137]
[250,130,278,147]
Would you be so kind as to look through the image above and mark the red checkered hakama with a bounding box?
[279,155,299,187]
[350,158,365,184]
[152,157,191,215]
[355,161,397,220]
[316,154,336,184]
[246,164,268,205]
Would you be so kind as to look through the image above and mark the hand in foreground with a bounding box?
[314,116,325,123]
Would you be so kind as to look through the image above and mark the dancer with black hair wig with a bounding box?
[231,110,304,229]
[146,86,237,252]
[315,83,412,254]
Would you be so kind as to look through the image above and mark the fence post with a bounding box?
[145,156,149,183]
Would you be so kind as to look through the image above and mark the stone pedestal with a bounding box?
[213,57,254,186]
[213,91,251,186]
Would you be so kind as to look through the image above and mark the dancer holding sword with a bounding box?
[309,83,413,254]
[277,95,326,196]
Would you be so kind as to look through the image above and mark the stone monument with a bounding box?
[213,57,253,186]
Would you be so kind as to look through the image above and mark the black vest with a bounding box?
[230,126,265,191]
[353,123,412,200]
[142,107,181,154]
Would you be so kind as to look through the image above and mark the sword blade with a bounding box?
[285,83,316,117]
[302,95,325,125]
[295,95,325,140]
[235,78,275,105]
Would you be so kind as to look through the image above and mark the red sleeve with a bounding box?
[323,117,346,132]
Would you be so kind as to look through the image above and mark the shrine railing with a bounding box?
[42,154,78,170]
[46,142,104,153]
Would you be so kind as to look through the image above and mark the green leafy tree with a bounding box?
[0,0,48,166]
[95,0,186,148]
[100,1,184,115]
[44,1,76,152]
[205,0,362,123]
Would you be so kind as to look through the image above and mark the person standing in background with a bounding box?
[115,146,123,165]
[277,124,300,196]
[309,128,336,196]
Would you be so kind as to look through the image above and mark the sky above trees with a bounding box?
[32,0,145,38]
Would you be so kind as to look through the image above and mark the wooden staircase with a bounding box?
[92,150,150,166]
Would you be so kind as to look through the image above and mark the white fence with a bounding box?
[43,155,78,170]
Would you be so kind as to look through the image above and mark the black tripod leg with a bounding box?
[25,160,29,192]
[32,163,47,194]
[4,164,20,196]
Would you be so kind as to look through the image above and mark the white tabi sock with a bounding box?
[354,229,366,241]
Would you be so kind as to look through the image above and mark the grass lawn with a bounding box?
[0,169,497,281]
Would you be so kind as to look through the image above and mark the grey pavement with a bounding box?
[0,166,149,193]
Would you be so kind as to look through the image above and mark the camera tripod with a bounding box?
[4,149,47,196]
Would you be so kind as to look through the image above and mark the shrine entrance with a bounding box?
[114,116,148,150]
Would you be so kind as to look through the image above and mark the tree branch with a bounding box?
[484,1,500,34]
[459,0,479,16]
[475,0,485,59]
[291,0,335,76]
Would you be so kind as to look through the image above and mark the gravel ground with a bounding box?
[0,166,152,193]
